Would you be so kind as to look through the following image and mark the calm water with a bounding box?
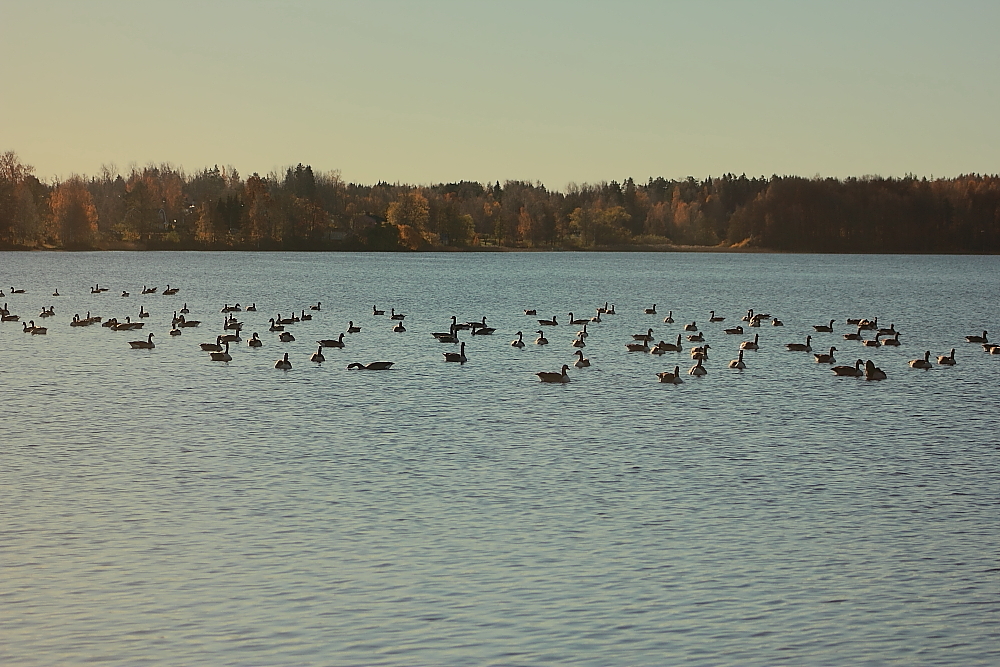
[1,251,998,666]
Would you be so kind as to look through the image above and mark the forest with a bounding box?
[1,151,998,253]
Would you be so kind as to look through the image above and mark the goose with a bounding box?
[537,315,558,326]
[121,291,129,297]
[626,340,650,352]
[606,304,616,315]
[277,313,295,325]
[577,323,589,338]
[786,335,812,351]
[9,286,25,294]
[657,366,683,384]
[536,365,570,383]
[862,333,882,348]
[178,316,200,328]
[434,326,460,344]
[742,309,756,322]
[28,321,47,335]
[748,315,762,328]
[832,359,864,376]
[290,311,300,322]
[389,308,406,320]
[770,318,783,326]
[221,304,233,313]
[523,308,537,315]
[38,306,55,318]
[279,331,295,342]
[347,361,394,370]
[686,332,705,342]
[881,332,901,346]
[248,332,263,347]
[373,305,385,315]
[814,346,837,363]
[268,318,284,332]
[724,325,744,335]
[138,306,149,318]
[347,321,361,333]
[864,359,887,380]
[318,333,345,348]
[740,334,760,350]
[709,310,725,322]
[0,311,16,322]
[846,317,862,325]
[392,321,406,332]
[22,321,33,333]
[90,286,99,294]
[965,330,988,343]
[573,350,590,367]
[937,349,956,365]
[471,319,496,335]
[571,336,586,348]
[275,353,292,369]
[684,322,698,332]
[632,328,655,342]
[858,317,878,331]
[310,346,326,362]
[534,330,549,345]
[432,318,459,338]
[644,304,657,314]
[245,303,257,312]
[729,350,746,369]
[221,330,241,343]
[163,285,179,295]
[877,323,897,336]
[224,316,242,331]
[650,341,669,355]
[990,346,1000,355]
[569,312,589,325]
[657,334,683,352]
[300,309,312,321]
[52,289,60,296]
[169,326,182,336]
[662,310,674,324]
[142,286,157,294]
[688,358,707,375]
[598,302,609,314]
[180,303,190,313]
[200,336,224,352]
[843,327,863,340]
[129,333,155,349]
[443,341,467,363]
[813,319,835,332]
[690,344,711,360]
[310,302,321,311]
[210,342,232,362]
[590,310,602,323]
[909,351,932,369]
[511,331,525,348]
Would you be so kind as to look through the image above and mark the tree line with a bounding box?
[2,151,998,253]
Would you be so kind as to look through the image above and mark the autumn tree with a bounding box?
[50,176,98,247]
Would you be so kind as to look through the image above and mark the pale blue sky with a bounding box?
[2,1,997,187]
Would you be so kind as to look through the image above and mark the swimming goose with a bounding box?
[858,317,878,331]
[248,332,263,347]
[471,320,496,336]
[534,330,549,345]
[831,359,864,376]
[881,332,901,346]
[9,286,25,294]
[877,323,897,336]
[690,344,711,360]
[644,304,657,314]
[317,333,345,348]
[200,335,224,352]
[688,358,707,376]
[843,327,863,340]
[511,331,525,347]
[443,341,467,363]
[390,308,406,320]
[709,310,725,322]
[577,323,589,338]
[434,326,460,344]
[590,310,602,323]
[573,350,591,367]
[626,339,650,352]
[569,312,589,325]
[537,315,558,326]
[770,318,783,326]
[536,365,570,383]
[300,310,312,321]
[684,322,698,332]
[180,303,190,313]
[178,316,200,327]
[740,334,760,350]
[606,304,616,315]
[663,310,674,324]
[786,335,812,351]
[724,325,744,335]
[310,302,321,311]
[598,302,609,314]
[169,326,181,336]
[277,314,295,325]
[523,308,537,315]
[27,320,47,335]
[650,341,669,355]
[813,319,835,332]
[909,351,932,369]
[221,330,241,343]
[632,328,654,342]
[657,334,684,352]
[121,291,129,297]
[965,330,988,343]
[937,349,956,365]
[138,306,149,318]
[729,350,746,369]
[129,333,155,349]
[310,346,325,362]
[52,289,59,296]
[275,353,292,369]
[22,321,33,333]
[686,332,705,342]
[748,315,762,327]
[142,286,157,294]
[657,366,683,384]
[373,305,385,315]
[279,331,295,342]
[862,333,882,348]
[814,346,837,363]
[268,318,284,332]
[347,321,361,333]
[245,303,257,312]
[347,361,394,370]
[864,359,887,380]
[163,285,179,295]
[571,336,586,348]
[392,321,406,332]
[210,342,232,362]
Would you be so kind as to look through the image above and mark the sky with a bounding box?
[1,0,998,188]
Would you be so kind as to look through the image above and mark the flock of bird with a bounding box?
[1,286,994,382]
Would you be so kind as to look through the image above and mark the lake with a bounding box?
[1,251,998,666]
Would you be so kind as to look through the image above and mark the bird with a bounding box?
[52,289,60,296]
[633,328,655,342]
[650,341,669,355]
[163,285,179,295]
[573,350,590,367]
[937,349,956,365]
[909,351,932,369]
[688,358,707,375]
[742,309,754,322]
[373,305,384,315]
[644,304,657,314]
[221,330,241,344]
[393,322,406,332]
[729,350,746,369]
[690,344,711,360]
[740,334,760,350]
[275,353,292,369]
[129,333,155,349]
[831,359,864,376]
[569,312,589,325]
[590,310,602,323]
[786,335,812,351]
[877,323,897,336]
[709,310,725,322]
[662,310,674,324]
[169,326,182,336]
[210,342,232,362]
[577,323,589,338]
[606,304,616,315]
[686,332,705,342]
[965,331,988,343]
[268,318,284,332]
[770,318,783,326]
[245,303,257,312]
[180,303,190,314]
[347,361,394,370]
[443,342,467,363]
[279,331,295,342]
[537,315,558,326]
[390,308,406,320]
[200,336,224,352]
[626,340,650,352]
[310,302,321,311]
[657,366,683,384]
[310,346,325,362]
[277,313,295,325]
[9,286,25,294]
[27,320,47,335]
[813,319,835,332]
[858,317,878,331]
[300,310,312,321]
[534,330,549,345]
[814,346,837,363]
[347,321,361,333]
[881,332,901,346]
[571,336,586,348]
[178,316,200,328]
[318,333,345,348]
[248,332,263,347]
[433,326,460,344]
[684,322,698,331]
[536,365,570,383]
[511,331,525,347]
[862,333,882,348]
[657,334,683,352]
[864,359,887,380]
[724,325,744,335]
[843,328,863,340]
[523,309,537,315]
